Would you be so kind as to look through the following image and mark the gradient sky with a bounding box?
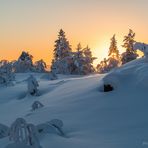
[0,0,148,65]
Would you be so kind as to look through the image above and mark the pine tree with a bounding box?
[76,43,83,59]
[108,34,119,59]
[96,58,109,73]
[52,29,72,74]
[32,101,44,111]
[73,43,84,74]
[34,59,47,72]
[13,51,34,72]
[97,35,119,73]
[121,29,138,64]
[51,30,96,75]
[0,60,15,85]
[54,29,71,60]
[83,46,96,74]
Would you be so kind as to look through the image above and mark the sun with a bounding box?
[92,44,109,66]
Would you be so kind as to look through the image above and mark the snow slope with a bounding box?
[0,58,148,148]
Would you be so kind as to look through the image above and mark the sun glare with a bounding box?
[92,42,110,66]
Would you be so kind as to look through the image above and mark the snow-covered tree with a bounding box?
[51,29,73,74]
[0,60,9,67]
[8,118,42,148]
[73,43,84,74]
[71,44,96,75]
[27,75,39,96]
[54,29,71,61]
[96,58,108,73]
[0,123,9,138]
[107,57,119,70]
[9,118,28,143]
[34,59,47,72]
[36,119,65,136]
[51,30,96,75]
[97,35,119,73]
[108,34,119,59]
[0,60,15,85]
[121,29,138,64]
[31,101,44,111]
[49,61,58,80]
[82,45,96,74]
[14,51,34,72]
[134,42,148,58]
[97,57,119,74]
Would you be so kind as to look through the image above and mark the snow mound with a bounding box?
[101,57,148,90]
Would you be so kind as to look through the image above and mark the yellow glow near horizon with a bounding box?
[0,0,148,66]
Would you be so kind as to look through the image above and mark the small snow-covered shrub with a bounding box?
[36,123,56,134]
[31,101,44,111]
[0,123,9,138]
[8,118,42,148]
[36,119,65,136]
[40,72,58,81]
[9,118,29,143]
[49,71,58,80]
[49,119,63,129]
[26,124,42,148]
[27,75,39,96]
[48,119,64,136]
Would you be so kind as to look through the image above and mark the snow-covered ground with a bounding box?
[0,58,148,148]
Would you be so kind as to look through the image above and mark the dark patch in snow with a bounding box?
[104,84,114,92]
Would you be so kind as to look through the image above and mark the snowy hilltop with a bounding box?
[0,57,148,148]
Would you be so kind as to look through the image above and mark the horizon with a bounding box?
[0,0,148,65]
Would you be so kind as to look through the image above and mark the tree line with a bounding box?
[0,29,142,84]
[52,29,138,74]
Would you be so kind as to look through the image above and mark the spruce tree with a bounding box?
[121,29,138,64]
[54,29,71,61]
[73,43,83,74]
[34,59,47,72]
[52,29,72,74]
[76,43,83,59]
[13,51,34,72]
[108,34,119,59]
[83,46,96,74]
[97,35,119,73]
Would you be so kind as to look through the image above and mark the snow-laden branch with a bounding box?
[134,42,148,57]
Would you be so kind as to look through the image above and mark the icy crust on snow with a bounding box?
[0,58,148,148]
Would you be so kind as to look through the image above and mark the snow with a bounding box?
[134,42,148,57]
[0,58,148,148]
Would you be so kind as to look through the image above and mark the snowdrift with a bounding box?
[0,58,148,148]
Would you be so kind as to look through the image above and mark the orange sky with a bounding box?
[0,0,148,66]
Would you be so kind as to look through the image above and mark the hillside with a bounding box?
[0,58,148,148]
